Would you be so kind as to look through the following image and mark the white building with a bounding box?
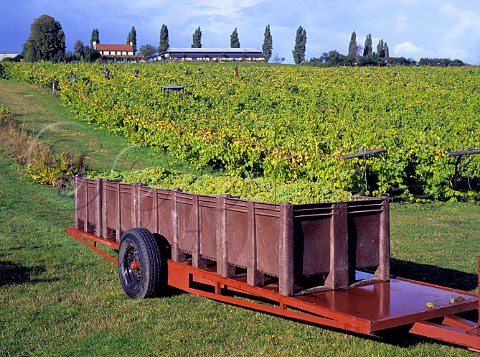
[93,42,143,62]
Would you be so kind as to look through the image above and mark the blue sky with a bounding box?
[1,0,480,64]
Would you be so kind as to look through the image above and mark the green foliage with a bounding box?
[90,28,100,48]
[192,27,202,48]
[89,166,352,204]
[159,24,169,53]
[26,150,86,186]
[377,39,385,58]
[419,58,465,66]
[74,40,85,55]
[3,62,480,201]
[82,46,101,63]
[292,26,307,64]
[0,103,86,187]
[23,14,66,62]
[310,51,347,67]
[127,26,137,53]
[73,40,85,61]
[262,25,273,62]
[375,39,389,60]
[348,31,358,59]
[363,34,373,57]
[139,44,157,61]
[230,28,240,48]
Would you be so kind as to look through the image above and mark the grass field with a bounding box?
[1,79,479,356]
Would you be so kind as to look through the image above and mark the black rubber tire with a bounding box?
[118,228,166,299]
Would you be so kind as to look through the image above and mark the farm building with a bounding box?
[93,42,143,62]
[158,48,264,62]
[0,52,21,61]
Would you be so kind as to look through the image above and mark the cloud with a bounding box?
[436,3,480,61]
[394,41,424,57]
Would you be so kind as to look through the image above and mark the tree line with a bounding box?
[21,14,465,67]
[20,15,275,63]
[309,31,465,67]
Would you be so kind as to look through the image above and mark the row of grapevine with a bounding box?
[2,61,480,201]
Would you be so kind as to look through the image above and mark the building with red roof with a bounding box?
[93,42,143,62]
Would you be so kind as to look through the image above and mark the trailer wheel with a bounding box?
[118,228,166,299]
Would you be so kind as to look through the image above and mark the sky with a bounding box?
[1,0,480,64]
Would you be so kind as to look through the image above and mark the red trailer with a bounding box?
[66,176,480,350]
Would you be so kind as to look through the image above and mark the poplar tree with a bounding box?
[348,31,358,58]
[90,28,100,48]
[127,26,137,53]
[262,24,273,62]
[292,26,307,64]
[363,34,373,57]
[230,28,240,48]
[377,39,385,58]
[159,24,169,53]
[192,27,202,48]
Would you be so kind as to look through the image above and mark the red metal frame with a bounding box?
[66,227,119,264]
[410,316,480,351]
[66,227,480,350]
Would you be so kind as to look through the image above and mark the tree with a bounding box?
[90,28,100,48]
[292,26,307,64]
[359,52,379,66]
[139,44,157,61]
[127,26,137,53]
[64,51,74,63]
[348,31,358,59]
[384,42,389,58]
[74,39,85,60]
[74,39,84,54]
[377,39,385,58]
[418,58,464,66]
[83,46,101,62]
[363,34,373,57]
[386,56,416,66]
[262,25,273,62]
[23,14,66,62]
[230,28,240,48]
[159,24,169,53]
[310,51,347,67]
[192,27,202,48]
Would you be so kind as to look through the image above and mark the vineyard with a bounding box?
[2,61,480,202]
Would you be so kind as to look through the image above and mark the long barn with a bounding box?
[158,48,264,62]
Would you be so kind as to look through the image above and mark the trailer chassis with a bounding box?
[66,227,480,351]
